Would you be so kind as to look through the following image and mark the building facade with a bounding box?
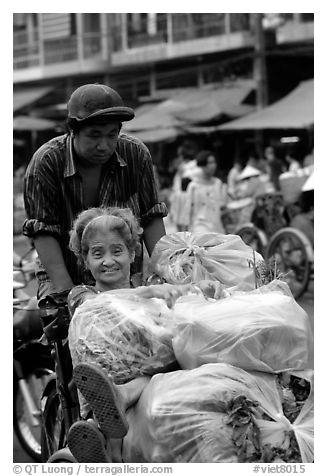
[13,13,314,176]
[13,13,313,106]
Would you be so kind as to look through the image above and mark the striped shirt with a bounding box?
[23,132,168,285]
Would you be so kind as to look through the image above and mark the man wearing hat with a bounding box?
[23,84,168,298]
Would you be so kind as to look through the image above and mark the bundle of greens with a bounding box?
[68,292,176,384]
[149,231,263,290]
[225,373,312,463]
[122,364,313,463]
[173,280,313,373]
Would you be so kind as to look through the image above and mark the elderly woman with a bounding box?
[66,206,223,463]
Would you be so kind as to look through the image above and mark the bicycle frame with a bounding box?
[39,292,80,456]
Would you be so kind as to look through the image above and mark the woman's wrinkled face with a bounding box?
[73,122,120,167]
[85,230,132,291]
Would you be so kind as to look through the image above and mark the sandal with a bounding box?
[73,362,129,438]
[67,420,111,463]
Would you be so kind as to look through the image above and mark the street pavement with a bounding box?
[12,229,314,463]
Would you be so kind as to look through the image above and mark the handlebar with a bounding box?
[38,289,71,310]
[38,289,72,342]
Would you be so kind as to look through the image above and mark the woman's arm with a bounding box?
[68,285,99,317]
[102,280,226,307]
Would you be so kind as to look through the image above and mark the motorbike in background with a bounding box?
[13,248,54,461]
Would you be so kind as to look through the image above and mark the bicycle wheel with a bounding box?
[13,363,53,462]
[41,385,67,462]
[236,224,268,257]
[267,227,313,299]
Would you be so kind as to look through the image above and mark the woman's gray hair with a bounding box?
[69,207,143,268]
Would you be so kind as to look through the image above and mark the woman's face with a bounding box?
[204,155,217,176]
[85,230,132,291]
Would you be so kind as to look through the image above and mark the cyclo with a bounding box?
[37,235,313,463]
[221,168,314,299]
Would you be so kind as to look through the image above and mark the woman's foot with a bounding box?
[73,363,129,438]
[67,420,111,463]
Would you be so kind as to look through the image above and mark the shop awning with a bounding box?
[13,86,54,113]
[123,80,255,142]
[173,80,255,123]
[124,127,179,143]
[124,99,186,132]
[217,79,313,131]
[13,115,57,131]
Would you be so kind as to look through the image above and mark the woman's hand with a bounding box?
[195,280,226,300]
[135,281,227,306]
[136,283,192,308]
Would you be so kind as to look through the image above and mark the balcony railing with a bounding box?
[123,13,251,48]
[171,14,226,42]
[13,29,40,70]
[230,13,251,32]
[83,32,102,58]
[13,13,313,71]
[44,37,78,65]
[127,15,168,48]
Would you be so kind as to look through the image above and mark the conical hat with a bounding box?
[238,165,261,181]
[302,170,314,191]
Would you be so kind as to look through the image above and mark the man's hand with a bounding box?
[143,217,166,256]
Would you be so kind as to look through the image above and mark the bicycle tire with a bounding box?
[236,223,268,257]
[13,360,53,462]
[266,227,313,299]
[41,385,67,462]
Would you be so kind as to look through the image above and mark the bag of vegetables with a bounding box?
[68,292,176,384]
[149,232,263,290]
[122,363,313,463]
[172,280,313,373]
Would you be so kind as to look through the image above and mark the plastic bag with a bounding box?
[149,232,263,290]
[68,291,176,384]
[172,280,313,373]
[122,363,313,463]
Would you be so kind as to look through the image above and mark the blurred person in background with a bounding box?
[289,175,314,248]
[303,148,314,168]
[183,150,226,233]
[169,177,192,232]
[285,147,302,172]
[227,159,242,200]
[234,164,262,200]
[171,140,202,193]
[234,148,274,201]
[169,146,185,192]
[264,145,286,191]
[246,148,267,173]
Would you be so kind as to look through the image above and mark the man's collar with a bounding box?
[114,149,127,168]
[64,134,126,178]
[64,134,76,178]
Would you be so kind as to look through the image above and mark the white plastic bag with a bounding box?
[122,363,313,463]
[149,231,263,290]
[172,280,313,373]
[68,291,176,384]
